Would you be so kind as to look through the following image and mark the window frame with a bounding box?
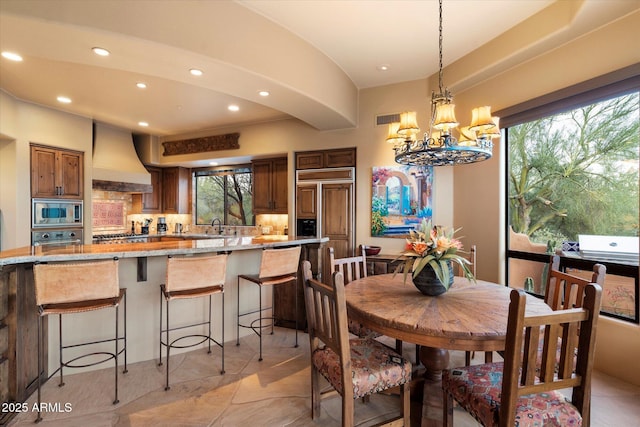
[193,164,254,226]
[497,64,640,324]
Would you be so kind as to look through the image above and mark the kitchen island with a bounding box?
[0,235,326,409]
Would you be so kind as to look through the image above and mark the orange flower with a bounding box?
[412,241,428,256]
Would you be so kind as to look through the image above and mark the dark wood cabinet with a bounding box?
[133,166,162,213]
[296,184,317,219]
[162,167,191,214]
[30,144,84,199]
[1,264,46,422]
[321,183,353,279]
[296,147,355,170]
[132,166,190,214]
[252,157,288,214]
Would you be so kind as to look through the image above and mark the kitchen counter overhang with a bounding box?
[0,235,327,266]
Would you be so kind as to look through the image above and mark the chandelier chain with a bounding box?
[438,0,444,94]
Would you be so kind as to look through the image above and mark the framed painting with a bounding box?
[371,165,433,237]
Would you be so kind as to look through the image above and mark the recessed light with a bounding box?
[136,82,147,89]
[138,121,149,127]
[92,47,110,57]
[209,161,218,166]
[1,51,23,61]
[228,105,239,112]
[56,96,72,104]
[377,64,390,71]
[190,68,203,76]
[258,90,270,97]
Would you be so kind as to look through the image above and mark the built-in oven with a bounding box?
[32,228,83,246]
[297,218,317,237]
[32,199,83,228]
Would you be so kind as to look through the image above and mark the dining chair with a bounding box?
[443,284,602,427]
[545,255,606,310]
[302,260,412,426]
[327,245,379,340]
[33,258,127,422]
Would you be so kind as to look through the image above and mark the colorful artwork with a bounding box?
[371,165,433,237]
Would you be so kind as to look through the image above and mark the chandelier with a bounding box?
[389,0,499,166]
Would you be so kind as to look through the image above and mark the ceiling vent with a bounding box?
[376,113,400,126]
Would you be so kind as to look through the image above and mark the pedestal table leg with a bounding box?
[419,346,449,427]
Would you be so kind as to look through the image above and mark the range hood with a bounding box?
[92,122,152,193]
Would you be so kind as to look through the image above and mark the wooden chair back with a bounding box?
[545,255,606,311]
[455,244,477,277]
[302,261,352,398]
[327,245,367,284]
[501,284,602,426]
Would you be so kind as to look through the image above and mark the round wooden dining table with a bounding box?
[344,273,551,377]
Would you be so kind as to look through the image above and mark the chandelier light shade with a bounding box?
[386,122,404,145]
[391,0,498,166]
[433,103,458,134]
[397,111,420,137]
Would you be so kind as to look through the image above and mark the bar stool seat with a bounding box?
[33,258,127,423]
[237,246,301,361]
[159,253,227,390]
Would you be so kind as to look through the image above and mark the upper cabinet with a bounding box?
[134,166,163,213]
[252,157,288,214]
[162,167,191,214]
[132,166,190,214]
[295,147,356,170]
[30,144,84,199]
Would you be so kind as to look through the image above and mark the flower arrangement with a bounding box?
[398,219,475,289]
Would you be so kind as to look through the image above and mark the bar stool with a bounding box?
[159,253,227,390]
[236,246,301,361]
[33,258,127,423]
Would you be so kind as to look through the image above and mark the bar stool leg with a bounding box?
[236,277,241,346]
[207,295,212,354]
[158,288,163,366]
[259,284,263,361]
[114,305,120,405]
[294,278,298,348]
[165,298,171,391]
[221,292,225,374]
[58,315,65,387]
[123,291,128,374]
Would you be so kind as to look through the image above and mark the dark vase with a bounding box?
[412,262,454,296]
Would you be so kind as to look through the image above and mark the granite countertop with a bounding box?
[0,235,327,267]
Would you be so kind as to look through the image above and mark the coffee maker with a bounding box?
[157,217,167,234]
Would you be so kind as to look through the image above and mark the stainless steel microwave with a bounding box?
[32,199,83,228]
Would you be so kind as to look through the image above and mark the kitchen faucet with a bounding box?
[211,218,222,234]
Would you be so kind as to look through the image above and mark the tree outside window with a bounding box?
[195,167,253,226]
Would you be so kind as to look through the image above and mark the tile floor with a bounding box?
[7,327,640,426]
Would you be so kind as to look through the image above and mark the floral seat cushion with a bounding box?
[443,362,582,427]
[312,337,411,399]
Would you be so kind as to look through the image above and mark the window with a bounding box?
[194,166,254,226]
[501,67,640,323]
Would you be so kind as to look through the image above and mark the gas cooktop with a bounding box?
[92,233,149,243]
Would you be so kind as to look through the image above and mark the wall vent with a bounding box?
[376,113,400,126]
